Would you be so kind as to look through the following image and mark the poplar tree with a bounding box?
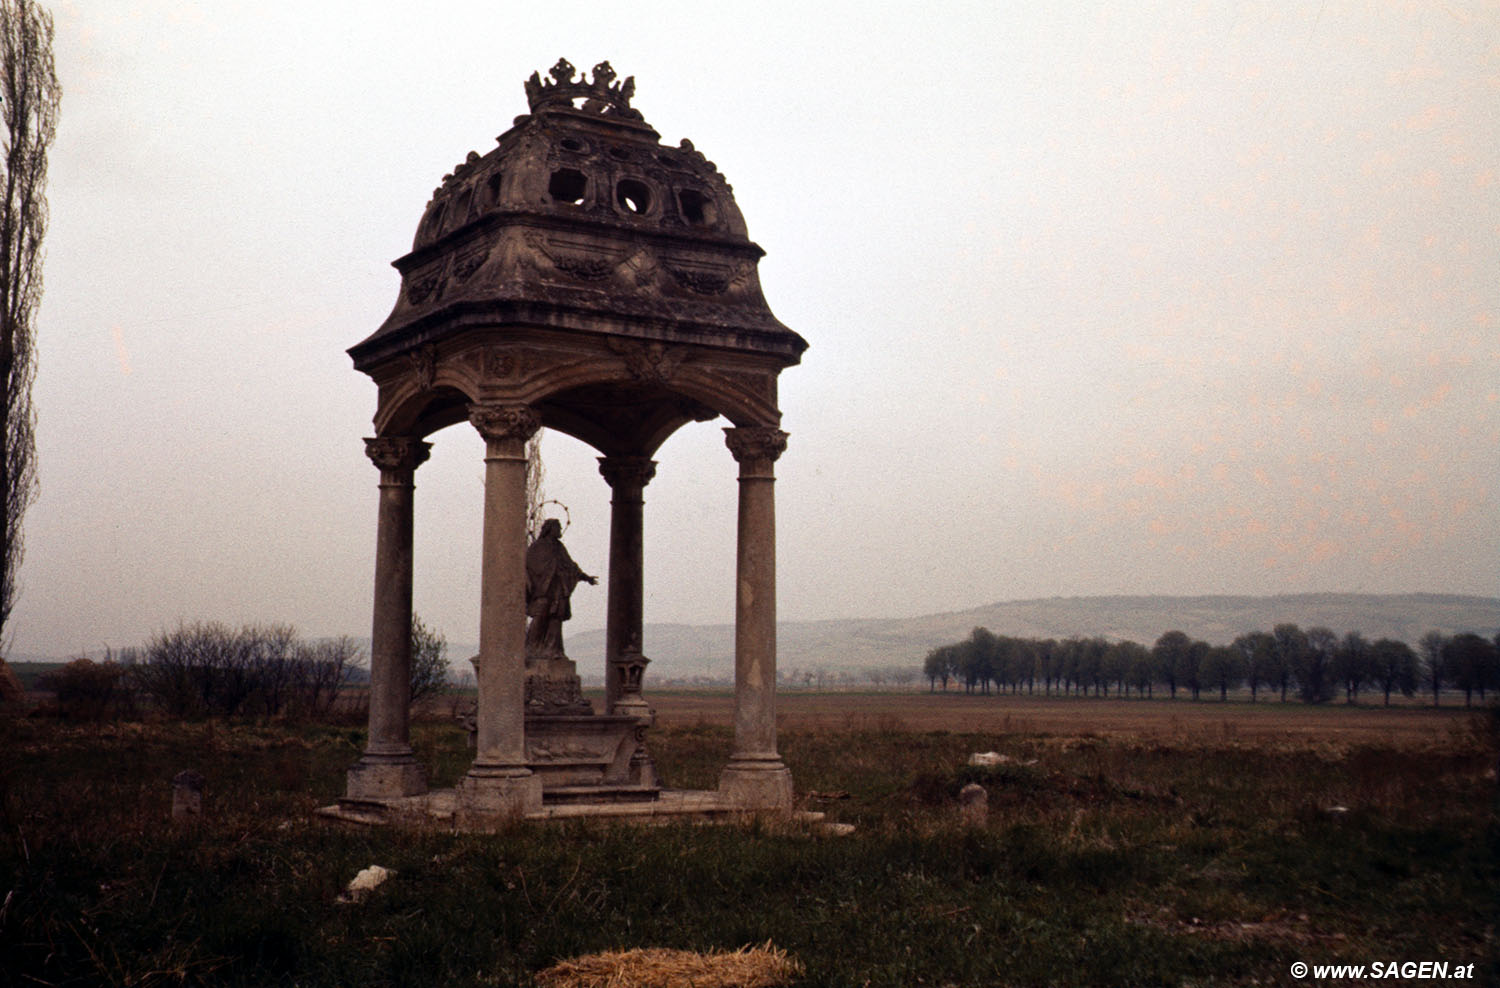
[0,0,59,649]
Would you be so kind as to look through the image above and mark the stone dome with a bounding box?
[349,59,805,371]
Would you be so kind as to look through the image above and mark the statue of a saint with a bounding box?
[524,518,597,660]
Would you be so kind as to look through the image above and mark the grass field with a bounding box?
[1,693,1495,986]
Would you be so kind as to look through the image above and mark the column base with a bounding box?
[455,767,542,828]
[345,755,428,802]
[717,757,793,812]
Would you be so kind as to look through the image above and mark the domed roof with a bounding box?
[349,59,805,370]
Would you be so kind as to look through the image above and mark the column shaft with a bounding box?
[719,427,793,810]
[346,436,430,802]
[458,404,543,822]
[599,456,655,713]
[732,463,778,757]
[474,438,529,764]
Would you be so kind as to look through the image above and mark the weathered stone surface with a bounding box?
[345,758,427,803]
[959,783,988,826]
[342,60,802,823]
[171,770,205,821]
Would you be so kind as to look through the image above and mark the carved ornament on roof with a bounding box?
[472,345,527,381]
[524,230,630,283]
[406,259,449,305]
[453,244,489,282]
[525,58,643,121]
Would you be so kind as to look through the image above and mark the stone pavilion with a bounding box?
[329,60,808,826]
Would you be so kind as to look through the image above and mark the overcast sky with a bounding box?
[14,1,1498,659]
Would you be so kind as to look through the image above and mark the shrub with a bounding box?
[131,623,361,720]
[36,657,131,721]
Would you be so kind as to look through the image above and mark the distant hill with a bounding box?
[570,593,1499,679]
[22,594,1494,684]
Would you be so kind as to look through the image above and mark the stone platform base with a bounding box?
[315,787,791,829]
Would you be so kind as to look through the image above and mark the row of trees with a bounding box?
[922,625,1500,706]
[36,617,452,721]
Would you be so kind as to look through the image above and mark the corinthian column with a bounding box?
[457,402,544,823]
[718,426,793,810]
[346,435,431,803]
[597,455,656,715]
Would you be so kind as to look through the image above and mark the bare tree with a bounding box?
[0,0,58,650]
[524,429,546,542]
[409,612,451,704]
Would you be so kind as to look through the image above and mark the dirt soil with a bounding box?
[643,690,1475,746]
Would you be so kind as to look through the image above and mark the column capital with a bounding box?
[468,403,541,444]
[364,436,432,477]
[597,455,657,491]
[724,426,787,471]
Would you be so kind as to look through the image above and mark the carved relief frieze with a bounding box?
[473,344,527,382]
[405,258,449,305]
[527,739,612,762]
[408,343,437,392]
[453,244,490,282]
[648,250,753,297]
[619,247,660,288]
[523,230,628,282]
[698,366,777,411]
[606,338,687,384]
[523,673,592,715]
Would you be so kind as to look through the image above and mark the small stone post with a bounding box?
[958,782,988,826]
[172,770,205,822]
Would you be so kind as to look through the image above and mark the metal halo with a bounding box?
[534,499,572,535]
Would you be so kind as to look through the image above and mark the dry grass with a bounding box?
[535,942,803,988]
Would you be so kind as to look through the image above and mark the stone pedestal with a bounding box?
[524,654,593,715]
[718,759,794,811]
[524,713,655,793]
[455,770,543,828]
[345,757,428,803]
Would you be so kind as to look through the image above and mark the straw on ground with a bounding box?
[535,942,804,988]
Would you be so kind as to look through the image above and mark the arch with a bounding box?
[374,384,477,440]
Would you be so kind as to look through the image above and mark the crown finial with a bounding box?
[524,57,643,121]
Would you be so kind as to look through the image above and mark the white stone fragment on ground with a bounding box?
[822,822,856,837]
[338,864,394,903]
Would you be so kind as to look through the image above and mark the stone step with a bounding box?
[542,784,661,806]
